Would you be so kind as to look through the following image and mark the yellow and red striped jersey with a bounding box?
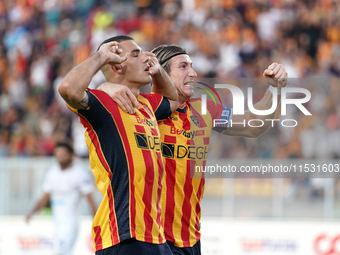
[158,98,231,247]
[68,89,171,252]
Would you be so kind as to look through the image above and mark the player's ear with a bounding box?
[111,64,123,74]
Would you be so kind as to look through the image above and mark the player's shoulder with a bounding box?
[71,165,92,185]
[139,93,164,107]
[138,93,150,101]
[189,98,218,109]
[45,164,60,177]
[69,164,87,174]
[187,98,202,110]
[189,97,215,104]
[139,92,162,100]
[87,88,117,105]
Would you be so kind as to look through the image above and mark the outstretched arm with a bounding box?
[58,41,128,110]
[217,62,288,138]
[25,192,50,223]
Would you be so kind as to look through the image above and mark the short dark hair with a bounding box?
[55,142,74,154]
[151,44,188,74]
[97,35,134,51]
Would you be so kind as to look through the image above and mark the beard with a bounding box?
[59,158,73,169]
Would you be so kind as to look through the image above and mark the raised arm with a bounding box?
[97,52,179,113]
[147,52,179,111]
[218,62,288,138]
[58,41,128,109]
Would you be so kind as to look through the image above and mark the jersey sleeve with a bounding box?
[67,89,111,129]
[206,99,233,129]
[142,93,171,121]
[214,106,232,128]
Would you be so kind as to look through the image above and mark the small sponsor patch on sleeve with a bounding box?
[214,107,232,128]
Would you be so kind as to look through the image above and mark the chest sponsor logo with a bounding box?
[136,116,156,128]
[134,133,160,151]
[170,127,205,139]
[161,143,208,160]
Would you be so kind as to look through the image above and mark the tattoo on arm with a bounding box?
[78,94,89,109]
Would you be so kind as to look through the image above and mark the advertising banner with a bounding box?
[1,217,339,255]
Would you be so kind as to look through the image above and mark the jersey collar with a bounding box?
[176,103,188,113]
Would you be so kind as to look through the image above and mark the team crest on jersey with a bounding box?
[190,115,200,127]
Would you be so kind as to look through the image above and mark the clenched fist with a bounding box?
[263,62,288,89]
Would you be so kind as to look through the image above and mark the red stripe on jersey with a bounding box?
[139,101,154,119]
[142,149,155,243]
[156,151,164,243]
[151,128,158,136]
[203,137,210,145]
[194,161,206,241]
[179,110,187,122]
[93,226,103,251]
[110,109,136,236]
[80,119,112,180]
[163,118,175,127]
[187,139,195,145]
[164,158,176,242]
[181,160,194,247]
[156,150,164,179]
[142,93,163,112]
[179,112,190,130]
[164,135,176,144]
[108,224,114,248]
[135,125,146,133]
[107,185,119,244]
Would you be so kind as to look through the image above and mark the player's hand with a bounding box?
[144,52,161,76]
[263,62,288,89]
[98,41,128,65]
[97,82,139,114]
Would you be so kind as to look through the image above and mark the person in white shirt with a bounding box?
[26,142,97,255]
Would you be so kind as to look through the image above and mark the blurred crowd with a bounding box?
[0,0,339,158]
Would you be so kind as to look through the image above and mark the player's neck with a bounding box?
[179,95,189,107]
[179,102,187,108]
[127,86,140,98]
[110,78,141,98]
